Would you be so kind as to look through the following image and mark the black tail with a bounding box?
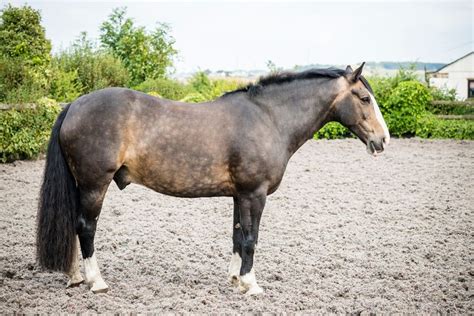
[36,104,78,272]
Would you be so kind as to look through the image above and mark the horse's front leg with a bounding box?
[236,190,266,295]
[229,197,243,286]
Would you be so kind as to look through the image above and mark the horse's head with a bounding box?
[331,62,390,156]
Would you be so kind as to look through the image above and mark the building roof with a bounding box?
[428,51,474,74]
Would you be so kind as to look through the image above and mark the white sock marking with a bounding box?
[228,252,242,278]
[239,268,263,295]
[83,253,108,292]
[84,253,101,283]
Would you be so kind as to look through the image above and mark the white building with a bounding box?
[428,52,474,100]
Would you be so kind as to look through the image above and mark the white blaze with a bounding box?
[369,92,390,145]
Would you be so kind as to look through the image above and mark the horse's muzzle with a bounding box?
[367,137,386,156]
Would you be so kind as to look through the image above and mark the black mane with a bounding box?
[223,67,373,97]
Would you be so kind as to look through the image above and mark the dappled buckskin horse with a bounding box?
[36,63,389,295]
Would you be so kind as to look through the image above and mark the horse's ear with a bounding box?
[345,65,353,73]
[349,62,365,82]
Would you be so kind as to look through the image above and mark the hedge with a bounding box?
[416,115,474,139]
[426,100,474,116]
[0,98,61,162]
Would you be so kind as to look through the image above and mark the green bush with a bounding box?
[0,5,52,103]
[135,78,191,100]
[52,33,129,101]
[210,78,244,99]
[0,57,48,103]
[188,72,244,101]
[417,114,474,139]
[0,98,61,162]
[429,86,456,101]
[367,76,393,112]
[314,122,352,139]
[48,64,81,102]
[426,101,474,115]
[180,92,208,103]
[384,81,432,136]
[0,4,51,66]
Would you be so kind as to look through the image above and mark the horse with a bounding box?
[36,62,389,295]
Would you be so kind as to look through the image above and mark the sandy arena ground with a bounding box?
[0,139,473,313]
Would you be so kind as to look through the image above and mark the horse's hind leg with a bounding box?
[66,236,84,287]
[228,197,243,286]
[77,183,110,293]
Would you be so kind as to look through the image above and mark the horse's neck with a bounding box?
[255,79,339,155]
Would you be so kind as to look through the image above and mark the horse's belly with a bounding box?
[128,162,234,198]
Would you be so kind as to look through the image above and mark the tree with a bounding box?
[51,32,129,100]
[100,7,177,85]
[0,4,52,102]
[0,4,51,66]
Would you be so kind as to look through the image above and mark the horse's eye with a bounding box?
[361,96,370,103]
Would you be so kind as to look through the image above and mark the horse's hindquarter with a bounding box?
[125,97,238,197]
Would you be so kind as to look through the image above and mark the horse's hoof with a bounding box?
[67,278,84,288]
[245,285,264,296]
[91,286,109,294]
[239,282,264,295]
[239,283,264,295]
[229,275,240,287]
[90,279,109,294]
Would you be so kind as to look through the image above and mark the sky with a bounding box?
[3,0,473,72]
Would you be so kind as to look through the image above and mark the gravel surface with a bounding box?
[0,139,473,313]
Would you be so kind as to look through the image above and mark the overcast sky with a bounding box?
[4,0,473,72]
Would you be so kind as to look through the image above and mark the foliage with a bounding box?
[189,71,213,97]
[50,33,129,101]
[184,71,244,102]
[147,91,162,98]
[48,63,81,102]
[180,92,209,103]
[0,98,61,162]
[0,57,48,103]
[100,7,177,85]
[0,4,51,66]
[384,81,432,136]
[0,4,52,103]
[134,77,191,100]
[366,76,393,111]
[416,114,474,139]
[314,122,352,139]
[429,86,457,101]
[426,101,474,115]
[367,64,420,112]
